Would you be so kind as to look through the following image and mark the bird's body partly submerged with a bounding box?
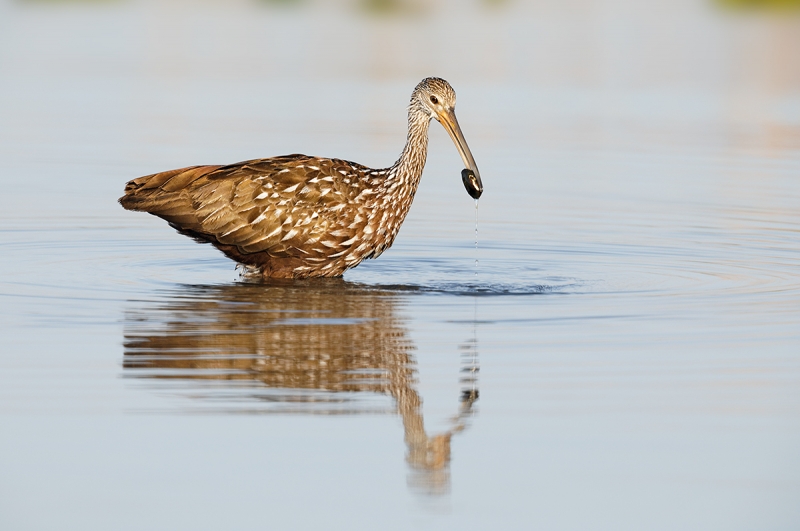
[119,77,482,279]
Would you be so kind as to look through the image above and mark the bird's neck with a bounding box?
[361,104,430,257]
[390,105,430,187]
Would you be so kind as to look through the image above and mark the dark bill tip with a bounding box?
[462,169,483,199]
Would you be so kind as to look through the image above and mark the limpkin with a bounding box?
[119,77,483,279]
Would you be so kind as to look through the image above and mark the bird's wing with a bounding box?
[121,155,367,257]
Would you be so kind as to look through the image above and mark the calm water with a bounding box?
[1,0,800,529]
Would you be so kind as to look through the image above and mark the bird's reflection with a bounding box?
[123,279,478,495]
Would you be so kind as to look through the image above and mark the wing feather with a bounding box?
[119,155,371,258]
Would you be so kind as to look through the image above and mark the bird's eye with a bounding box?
[430,95,439,105]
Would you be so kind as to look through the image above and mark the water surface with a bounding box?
[1,0,799,529]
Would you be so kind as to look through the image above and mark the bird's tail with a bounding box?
[118,165,221,227]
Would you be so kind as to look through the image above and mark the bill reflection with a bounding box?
[122,280,479,495]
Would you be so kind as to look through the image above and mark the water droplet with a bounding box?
[474,199,479,278]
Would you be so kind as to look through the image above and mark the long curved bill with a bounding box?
[436,108,483,199]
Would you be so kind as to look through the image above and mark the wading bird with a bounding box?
[119,77,483,279]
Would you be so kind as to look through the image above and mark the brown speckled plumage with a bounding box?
[119,78,482,278]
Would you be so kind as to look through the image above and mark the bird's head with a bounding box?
[413,77,483,199]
